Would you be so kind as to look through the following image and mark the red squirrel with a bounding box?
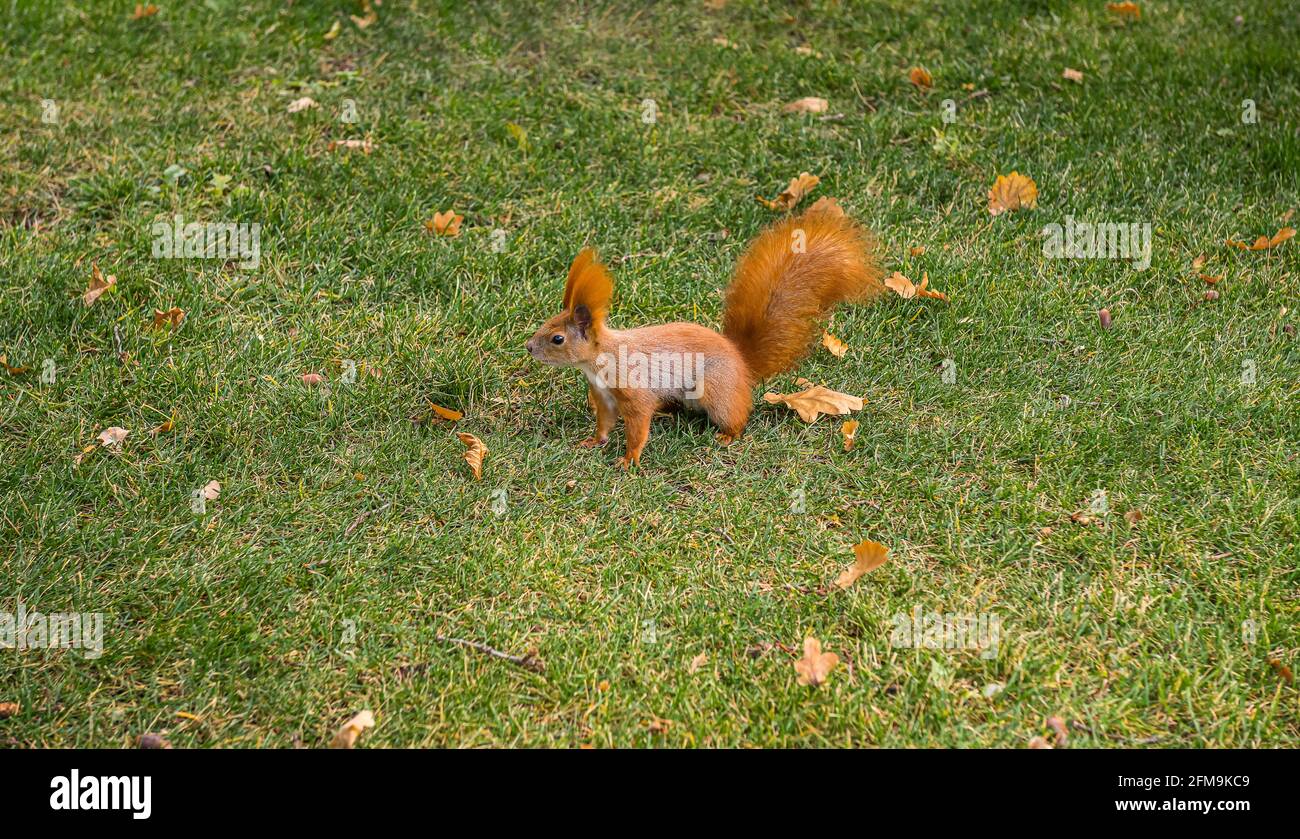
[525,206,884,467]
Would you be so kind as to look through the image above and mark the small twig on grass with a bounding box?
[1070,719,1162,745]
[113,324,125,364]
[343,501,392,537]
[435,635,545,673]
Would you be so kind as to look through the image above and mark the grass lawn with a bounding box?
[1,0,1297,748]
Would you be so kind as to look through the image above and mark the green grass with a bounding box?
[1,0,1297,748]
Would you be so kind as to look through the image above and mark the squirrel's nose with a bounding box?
[525,338,536,355]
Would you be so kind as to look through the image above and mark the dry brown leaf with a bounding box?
[350,0,377,29]
[908,67,932,90]
[327,138,374,154]
[131,4,159,19]
[1270,659,1294,685]
[301,372,324,386]
[1199,273,1223,285]
[821,331,848,358]
[762,382,863,423]
[331,709,375,748]
[1046,715,1069,746]
[783,96,829,114]
[149,412,176,436]
[0,355,30,375]
[430,403,463,421]
[988,172,1038,216]
[1226,227,1295,251]
[1124,509,1144,523]
[807,196,843,217]
[688,652,708,674]
[884,270,948,302]
[909,245,926,256]
[1062,67,1084,83]
[0,702,18,718]
[757,172,819,211]
[457,432,487,480]
[200,480,221,500]
[1191,254,1207,272]
[840,419,859,451]
[97,427,129,447]
[425,210,463,237]
[1028,735,1054,749]
[1106,2,1141,19]
[84,263,117,306]
[794,637,839,687]
[151,307,184,330]
[834,539,889,589]
[287,96,318,114]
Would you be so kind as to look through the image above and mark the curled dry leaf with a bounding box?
[426,210,463,237]
[97,427,130,447]
[988,172,1038,216]
[1062,67,1084,83]
[1226,227,1295,251]
[834,539,889,589]
[884,271,948,301]
[762,381,863,423]
[149,412,176,436]
[840,419,859,451]
[688,652,709,674]
[807,195,843,217]
[1191,254,1207,272]
[908,67,932,90]
[151,307,184,330]
[430,403,463,421]
[287,96,318,114]
[757,172,819,211]
[783,96,829,114]
[1106,1,1141,19]
[1270,659,1294,685]
[331,709,375,748]
[301,372,324,386]
[1124,509,1144,523]
[457,432,488,480]
[1199,273,1223,285]
[201,480,221,500]
[909,245,926,256]
[1046,715,1069,746]
[0,355,30,375]
[350,0,378,29]
[821,331,848,358]
[794,637,839,687]
[0,702,18,718]
[84,263,117,306]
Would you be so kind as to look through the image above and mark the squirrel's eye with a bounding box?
[551,334,565,345]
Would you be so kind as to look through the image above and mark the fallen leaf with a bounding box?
[151,307,184,330]
[757,172,819,211]
[783,96,829,114]
[323,20,341,40]
[884,270,948,301]
[505,122,528,152]
[430,403,463,421]
[1191,254,1207,272]
[138,733,172,749]
[1028,736,1054,749]
[840,419,859,451]
[301,372,324,386]
[908,67,932,90]
[131,4,159,19]
[350,0,377,29]
[457,432,488,480]
[1046,715,1069,746]
[1203,289,1220,302]
[149,412,176,436]
[287,96,318,114]
[84,263,117,306]
[807,196,843,217]
[794,637,839,687]
[425,210,463,237]
[688,652,708,674]
[1199,273,1223,285]
[834,539,889,589]
[200,480,221,500]
[1270,659,1294,685]
[909,245,926,256]
[1062,67,1084,82]
[762,381,863,423]
[331,709,375,748]
[97,427,130,447]
[1226,227,1295,251]
[0,702,18,718]
[1106,2,1141,19]
[1098,307,1113,329]
[327,138,374,153]
[1124,509,1143,523]
[821,331,848,358]
[0,355,30,375]
[988,172,1038,216]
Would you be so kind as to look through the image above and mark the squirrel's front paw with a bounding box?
[578,436,608,448]
[617,455,639,469]
[715,433,736,447]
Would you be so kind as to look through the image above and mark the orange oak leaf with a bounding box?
[757,172,819,211]
[762,381,863,423]
[331,710,375,748]
[1226,227,1295,251]
[988,172,1038,216]
[821,331,848,358]
[84,263,117,306]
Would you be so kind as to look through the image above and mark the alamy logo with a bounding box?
[151,214,260,269]
[1,600,103,659]
[1041,216,1152,270]
[890,606,1001,659]
[50,770,151,819]
[592,347,706,398]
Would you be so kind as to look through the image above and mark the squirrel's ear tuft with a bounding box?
[562,247,613,326]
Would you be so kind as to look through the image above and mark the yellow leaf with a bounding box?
[0,355,30,375]
[783,96,829,114]
[756,172,819,211]
[331,709,375,748]
[908,67,932,90]
[821,331,848,358]
[131,4,159,20]
[1226,227,1295,250]
[430,403,463,421]
[762,381,863,423]
[83,263,117,306]
[794,637,839,687]
[457,432,488,480]
[834,539,889,589]
[323,20,341,40]
[885,270,948,302]
[840,419,859,451]
[988,172,1038,216]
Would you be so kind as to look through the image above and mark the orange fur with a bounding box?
[723,208,883,381]
[526,208,882,467]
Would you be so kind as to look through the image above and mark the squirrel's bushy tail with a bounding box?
[722,207,883,382]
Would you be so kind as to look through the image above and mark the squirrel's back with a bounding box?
[722,207,883,381]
